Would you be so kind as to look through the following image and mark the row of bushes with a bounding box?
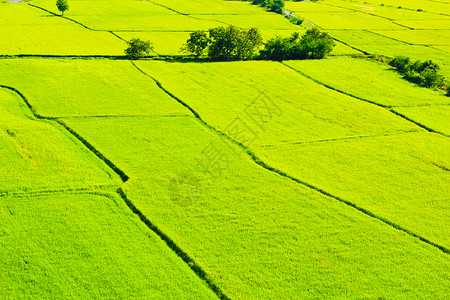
[181,25,335,61]
[388,56,447,93]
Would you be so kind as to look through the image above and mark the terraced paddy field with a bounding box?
[1,0,449,298]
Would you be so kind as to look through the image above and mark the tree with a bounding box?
[260,29,334,60]
[56,0,69,16]
[208,25,241,60]
[181,31,210,57]
[236,28,263,60]
[125,38,153,59]
[299,27,335,59]
[207,25,262,60]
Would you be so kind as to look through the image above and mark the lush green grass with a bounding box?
[135,60,418,147]
[395,19,450,29]
[0,192,216,298]
[1,0,450,298]
[256,132,450,249]
[148,0,267,15]
[285,1,349,12]
[291,11,404,29]
[32,0,221,31]
[0,59,190,118]
[285,57,450,106]
[433,45,450,53]
[0,88,119,193]
[198,14,299,30]
[395,105,450,135]
[329,29,403,45]
[0,24,125,55]
[0,2,67,26]
[371,29,450,45]
[316,0,450,20]
[0,3,125,55]
[63,115,450,299]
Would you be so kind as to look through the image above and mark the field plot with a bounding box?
[0,192,215,299]
[256,132,450,249]
[371,29,450,45]
[289,11,404,29]
[62,116,450,299]
[150,0,267,15]
[285,57,450,107]
[0,24,125,56]
[0,59,190,118]
[32,0,221,31]
[0,2,125,55]
[322,0,450,16]
[395,105,450,136]
[0,2,68,26]
[0,88,119,193]
[134,60,419,147]
[395,19,450,29]
[285,1,349,12]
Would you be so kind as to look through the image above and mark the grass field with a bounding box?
[395,105,450,135]
[1,0,449,298]
[284,57,450,106]
[257,132,450,249]
[63,116,450,299]
[0,59,190,117]
[134,60,419,146]
[0,192,215,298]
[0,88,120,193]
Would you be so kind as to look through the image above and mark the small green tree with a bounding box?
[125,38,153,59]
[236,28,263,60]
[56,0,69,16]
[270,0,285,14]
[181,31,210,58]
[299,27,335,59]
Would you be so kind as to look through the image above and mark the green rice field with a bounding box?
[1,0,449,298]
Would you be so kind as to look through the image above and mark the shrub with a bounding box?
[207,25,262,60]
[389,56,410,72]
[181,30,210,57]
[260,28,335,60]
[419,68,444,88]
[125,38,153,59]
[390,56,446,89]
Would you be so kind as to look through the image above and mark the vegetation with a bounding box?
[1,0,449,298]
[247,0,285,14]
[125,38,154,59]
[260,28,335,60]
[389,56,445,89]
[180,30,210,57]
[181,25,263,60]
[56,0,69,16]
[285,57,450,106]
